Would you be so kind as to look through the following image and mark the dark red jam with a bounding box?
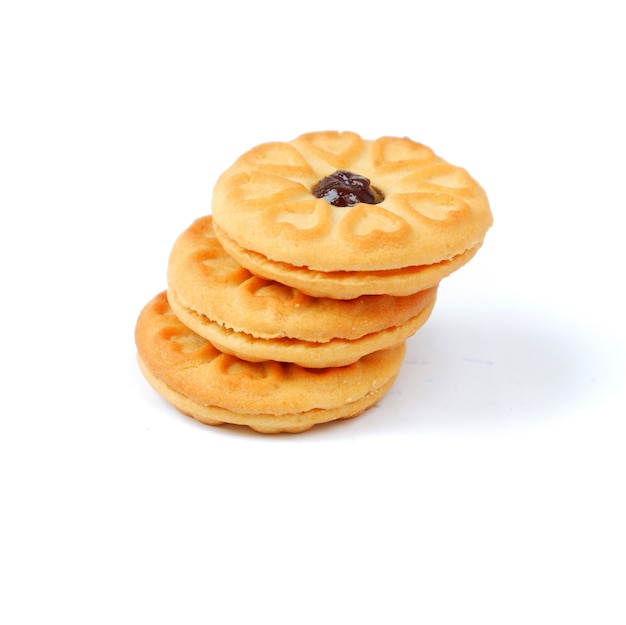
[312,170,384,207]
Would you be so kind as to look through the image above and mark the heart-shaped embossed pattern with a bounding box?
[228,170,308,207]
[371,136,436,173]
[293,131,363,169]
[391,192,472,223]
[239,142,316,179]
[268,199,331,237]
[396,162,477,198]
[338,204,411,243]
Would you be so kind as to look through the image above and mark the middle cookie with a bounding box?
[167,215,437,368]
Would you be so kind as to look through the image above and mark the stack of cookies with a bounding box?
[135,131,492,433]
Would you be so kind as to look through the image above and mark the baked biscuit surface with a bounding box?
[168,215,436,341]
[211,131,492,273]
[135,292,406,433]
[166,215,437,365]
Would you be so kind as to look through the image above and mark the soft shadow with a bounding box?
[369,305,619,433]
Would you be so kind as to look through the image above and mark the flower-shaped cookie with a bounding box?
[211,131,492,298]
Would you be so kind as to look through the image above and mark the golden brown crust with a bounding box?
[137,355,398,434]
[167,216,437,364]
[214,222,479,299]
[135,292,406,426]
[167,285,435,368]
[211,131,492,275]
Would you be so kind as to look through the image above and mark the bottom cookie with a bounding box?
[135,292,406,434]
[138,355,399,434]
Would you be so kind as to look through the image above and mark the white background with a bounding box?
[1,1,625,623]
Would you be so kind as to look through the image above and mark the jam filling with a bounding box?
[312,170,384,207]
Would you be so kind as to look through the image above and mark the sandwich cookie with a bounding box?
[211,131,492,298]
[135,292,406,434]
[167,215,437,367]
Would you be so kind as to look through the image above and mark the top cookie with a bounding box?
[211,131,492,278]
